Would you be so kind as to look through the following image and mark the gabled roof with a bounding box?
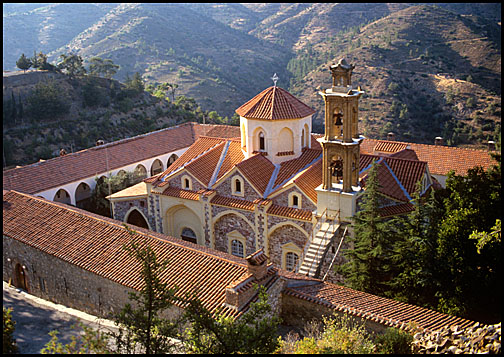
[235,86,315,120]
[235,154,276,197]
[3,190,248,318]
[3,123,240,195]
[361,138,497,176]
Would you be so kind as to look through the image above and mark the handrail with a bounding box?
[322,226,348,281]
[306,213,336,276]
[300,208,327,271]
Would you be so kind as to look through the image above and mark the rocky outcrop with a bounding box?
[412,322,501,354]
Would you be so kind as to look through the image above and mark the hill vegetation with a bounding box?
[3,3,501,156]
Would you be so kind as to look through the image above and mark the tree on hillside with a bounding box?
[337,160,397,296]
[124,72,145,94]
[58,53,86,79]
[25,79,70,121]
[88,57,120,79]
[16,53,31,72]
[31,51,58,71]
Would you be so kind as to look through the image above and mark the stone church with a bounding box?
[108,60,437,282]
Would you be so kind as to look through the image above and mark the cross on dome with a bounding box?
[271,73,279,87]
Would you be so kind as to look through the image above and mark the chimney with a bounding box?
[96,139,105,146]
[435,137,444,146]
[487,141,496,151]
[387,132,395,141]
[245,249,269,281]
[59,148,67,156]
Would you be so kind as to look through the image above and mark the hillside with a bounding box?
[3,3,501,150]
[3,71,225,168]
[287,5,501,148]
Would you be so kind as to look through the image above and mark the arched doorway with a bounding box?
[126,209,149,229]
[53,188,71,205]
[164,205,201,245]
[151,159,163,176]
[14,264,28,291]
[75,182,92,209]
[134,164,147,181]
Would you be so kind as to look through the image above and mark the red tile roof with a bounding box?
[235,86,315,120]
[3,190,248,317]
[215,139,245,182]
[267,204,313,221]
[3,123,240,195]
[155,187,202,201]
[379,203,415,217]
[293,158,322,204]
[210,194,256,211]
[186,142,226,186]
[285,281,476,332]
[361,138,497,176]
[236,154,276,196]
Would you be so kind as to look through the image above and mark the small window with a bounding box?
[231,239,244,258]
[292,195,299,208]
[184,178,190,189]
[259,132,265,151]
[285,252,299,272]
[235,179,241,193]
[301,129,305,148]
[182,175,192,190]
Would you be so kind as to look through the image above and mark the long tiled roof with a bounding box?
[235,86,315,120]
[235,154,276,196]
[361,138,497,176]
[3,190,248,318]
[3,123,240,195]
[284,281,476,332]
[266,204,313,221]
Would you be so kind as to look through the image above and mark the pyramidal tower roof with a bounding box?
[235,86,315,120]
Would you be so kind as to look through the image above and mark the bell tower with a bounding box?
[316,59,365,221]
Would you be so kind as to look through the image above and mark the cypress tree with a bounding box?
[337,160,396,296]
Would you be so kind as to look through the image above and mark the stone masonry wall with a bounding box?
[213,212,256,257]
[3,235,184,320]
[214,172,262,202]
[268,223,309,267]
[113,198,154,230]
[168,171,206,192]
[270,186,317,212]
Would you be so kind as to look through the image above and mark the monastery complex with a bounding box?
[3,60,497,334]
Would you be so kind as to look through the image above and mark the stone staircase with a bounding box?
[298,217,339,277]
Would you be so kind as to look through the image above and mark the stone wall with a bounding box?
[280,292,387,334]
[3,235,183,320]
[411,322,501,354]
[214,172,262,202]
[268,223,309,267]
[113,198,154,230]
[270,186,316,212]
[213,212,256,256]
[168,171,206,192]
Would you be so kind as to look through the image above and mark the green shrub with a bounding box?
[375,327,413,354]
[3,307,18,354]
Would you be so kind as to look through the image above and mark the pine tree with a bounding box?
[337,160,396,296]
[16,53,31,72]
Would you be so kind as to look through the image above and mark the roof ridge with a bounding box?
[6,190,248,268]
[208,140,231,189]
[381,160,412,201]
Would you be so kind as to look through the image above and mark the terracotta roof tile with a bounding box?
[236,154,276,196]
[383,157,426,195]
[273,149,322,189]
[293,158,322,204]
[379,203,415,217]
[157,136,226,181]
[373,140,409,153]
[389,149,419,161]
[215,140,245,181]
[185,142,226,186]
[267,204,313,221]
[361,138,496,176]
[285,282,476,332]
[155,187,201,201]
[3,190,248,317]
[210,194,256,211]
[236,86,315,120]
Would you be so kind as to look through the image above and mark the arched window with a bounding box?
[182,175,192,190]
[289,192,302,209]
[292,195,299,208]
[232,175,244,196]
[259,132,265,151]
[181,227,197,244]
[231,239,244,258]
[167,154,178,168]
[285,252,299,272]
[301,129,305,148]
[151,159,163,176]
